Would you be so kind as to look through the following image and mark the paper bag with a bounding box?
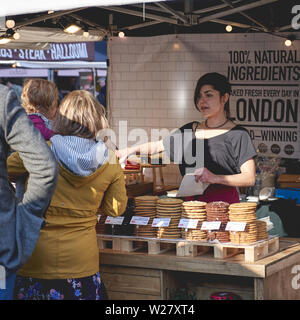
[176,174,209,197]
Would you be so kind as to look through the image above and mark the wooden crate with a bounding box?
[213,237,279,263]
[277,174,300,188]
[99,265,163,299]
[97,234,279,263]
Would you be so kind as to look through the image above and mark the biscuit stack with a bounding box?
[230,221,258,244]
[133,195,158,238]
[206,201,230,243]
[256,220,268,241]
[228,202,259,244]
[156,198,183,239]
[181,201,207,241]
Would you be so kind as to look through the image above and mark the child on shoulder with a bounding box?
[15,79,59,201]
[21,78,58,140]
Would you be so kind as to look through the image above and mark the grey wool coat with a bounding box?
[0,84,58,275]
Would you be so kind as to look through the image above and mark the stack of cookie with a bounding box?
[133,195,158,238]
[228,202,258,244]
[206,201,230,243]
[181,201,207,241]
[230,221,258,244]
[228,202,257,223]
[256,220,268,241]
[156,198,183,239]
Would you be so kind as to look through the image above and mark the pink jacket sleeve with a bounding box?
[28,115,55,140]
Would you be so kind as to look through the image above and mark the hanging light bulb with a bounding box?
[6,19,15,29]
[13,32,20,40]
[118,31,125,38]
[285,39,292,47]
[226,25,233,32]
[83,27,89,37]
[173,43,180,50]
[285,35,296,47]
[64,24,81,34]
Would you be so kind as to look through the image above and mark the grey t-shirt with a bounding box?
[163,122,257,176]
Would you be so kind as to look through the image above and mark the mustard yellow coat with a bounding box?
[7,146,127,279]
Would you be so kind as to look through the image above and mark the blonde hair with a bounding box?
[53,90,109,139]
[21,79,59,117]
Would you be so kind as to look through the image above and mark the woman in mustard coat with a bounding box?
[7,90,127,300]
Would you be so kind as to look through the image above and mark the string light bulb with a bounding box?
[173,43,180,50]
[285,35,296,47]
[5,19,15,29]
[285,39,292,47]
[13,32,20,40]
[226,25,233,32]
[64,24,81,34]
[118,31,125,38]
[83,26,89,37]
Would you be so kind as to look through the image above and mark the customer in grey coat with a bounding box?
[0,84,58,299]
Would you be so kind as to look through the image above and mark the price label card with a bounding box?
[105,216,124,225]
[178,219,198,229]
[201,221,221,231]
[130,216,150,226]
[152,218,171,228]
[225,222,246,232]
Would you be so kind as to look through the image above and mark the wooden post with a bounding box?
[214,244,225,259]
[112,238,121,251]
[120,239,134,252]
[152,167,157,193]
[254,278,264,300]
[148,240,161,254]
[176,241,187,257]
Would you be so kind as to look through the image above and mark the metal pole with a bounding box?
[48,69,54,81]
[92,68,96,97]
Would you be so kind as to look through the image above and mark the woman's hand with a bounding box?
[115,148,130,164]
[194,159,256,187]
[194,167,218,184]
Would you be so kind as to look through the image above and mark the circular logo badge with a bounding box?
[271,144,280,154]
[284,144,294,155]
[258,143,268,153]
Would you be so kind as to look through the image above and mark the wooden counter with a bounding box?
[99,238,300,300]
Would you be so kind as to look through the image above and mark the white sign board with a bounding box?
[178,219,199,229]
[152,218,171,228]
[225,221,247,232]
[105,216,124,225]
[130,216,150,226]
[201,221,221,231]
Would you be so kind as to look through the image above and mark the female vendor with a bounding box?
[116,72,257,204]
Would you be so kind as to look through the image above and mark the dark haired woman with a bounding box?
[116,72,257,203]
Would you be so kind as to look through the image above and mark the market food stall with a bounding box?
[98,237,300,300]
[96,195,300,300]
[2,0,300,301]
